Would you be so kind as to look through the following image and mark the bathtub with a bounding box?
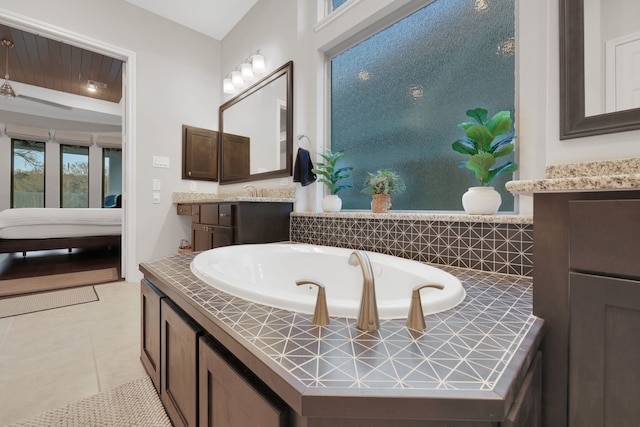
[190,243,465,320]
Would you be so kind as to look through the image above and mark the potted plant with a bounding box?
[451,107,518,214]
[362,168,406,213]
[312,148,353,212]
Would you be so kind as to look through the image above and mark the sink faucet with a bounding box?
[243,184,257,197]
[348,250,380,332]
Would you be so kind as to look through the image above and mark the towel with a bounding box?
[293,148,317,186]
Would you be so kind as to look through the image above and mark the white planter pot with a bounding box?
[322,194,342,212]
[462,186,502,215]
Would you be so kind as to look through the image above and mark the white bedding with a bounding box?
[0,208,122,239]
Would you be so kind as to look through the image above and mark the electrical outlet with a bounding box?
[152,179,161,191]
[280,178,288,187]
[152,192,160,204]
[189,182,197,191]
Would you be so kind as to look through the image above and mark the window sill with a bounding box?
[291,210,532,224]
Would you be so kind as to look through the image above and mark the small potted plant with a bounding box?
[362,168,406,213]
[312,148,353,212]
[452,107,518,214]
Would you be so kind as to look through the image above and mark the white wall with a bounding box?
[222,0,640,215]
[0,0,222,281]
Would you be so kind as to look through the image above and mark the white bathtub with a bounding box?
[190,243,465,320]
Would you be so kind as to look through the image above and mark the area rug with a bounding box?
[7,376,172,427]
[0,267,119,297]
[0,286,99,319]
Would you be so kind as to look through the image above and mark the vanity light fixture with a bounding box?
[1,39,16,98]
[222,49,267,95]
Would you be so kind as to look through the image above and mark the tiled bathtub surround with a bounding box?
[141,253,539,392]
[290,213,533,277]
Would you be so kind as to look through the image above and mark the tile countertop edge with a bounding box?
[291,210,533,224]
[139,255,543,421]
[506,174,640,195]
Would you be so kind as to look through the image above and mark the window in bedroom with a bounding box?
[11,139,46,208]
[330,0,516,211]
[60,144,89,208]
[102,148,123,207]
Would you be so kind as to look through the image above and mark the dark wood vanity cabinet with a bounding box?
[199,335,287,427]
[534,192,640,426]
[141,279,287,427]
[178,201,292,251]
[140,279,164,392]
[182,125,218,181]
[160,298,202,427]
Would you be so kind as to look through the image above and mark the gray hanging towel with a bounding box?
[293,147,317,186]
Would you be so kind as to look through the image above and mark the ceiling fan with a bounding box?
[1,38,72,110]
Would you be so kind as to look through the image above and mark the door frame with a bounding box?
[0,9,137,280]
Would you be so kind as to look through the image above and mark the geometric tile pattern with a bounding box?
[142,253,537,391]
[291,216,534,276]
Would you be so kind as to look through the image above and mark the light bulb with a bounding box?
[223,78,235,94]
[231,71,244,87]
[241,62,254,80]
[251,53,266,73]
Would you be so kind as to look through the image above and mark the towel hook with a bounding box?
[297,134,311,149]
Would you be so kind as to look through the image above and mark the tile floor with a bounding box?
[0,281,146,426]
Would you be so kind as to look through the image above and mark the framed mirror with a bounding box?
[560,0,640,139]
[219,61,293,184]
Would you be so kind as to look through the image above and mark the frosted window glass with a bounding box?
[331,0,516,211]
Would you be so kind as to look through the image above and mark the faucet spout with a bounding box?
[348,250,380,332]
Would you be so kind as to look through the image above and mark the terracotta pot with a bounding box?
[371,194,391,213]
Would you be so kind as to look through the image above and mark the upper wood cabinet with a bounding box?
[182,125,218,181]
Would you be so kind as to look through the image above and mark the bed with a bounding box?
[0,208,122,255]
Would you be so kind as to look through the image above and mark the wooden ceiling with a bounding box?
[0,24,123,103]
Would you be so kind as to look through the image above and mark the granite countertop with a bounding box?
[140,252,542,418]
[507,158,640,195]
[172,191,295,204]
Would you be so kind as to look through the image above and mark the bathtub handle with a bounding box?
[406,283,445,332]
[296,280,330,327]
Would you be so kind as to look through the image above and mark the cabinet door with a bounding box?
[182,125,218,181]
[192,223,214,252]
[198,336,286,427]
[140,279,164,392]
[569,272,640,426]
[212,226,233,248]
[161,299,201,427]
[503,352,542,427]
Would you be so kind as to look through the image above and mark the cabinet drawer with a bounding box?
[177,204,193,216]
[569,199,640,278]
[218,204,233,226]
[200,204,219,225]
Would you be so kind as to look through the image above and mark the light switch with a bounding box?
[152,156,170,168]
[152,179,161,191]
[152,192,160,204]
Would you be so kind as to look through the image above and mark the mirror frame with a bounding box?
[219,61,294,184]
[560,0,640,139]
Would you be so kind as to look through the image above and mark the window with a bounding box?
[60,144,89,208]
[102,148,123,207]
[11,139,45,208]
[331,0,348,11]
[331,0,516,211]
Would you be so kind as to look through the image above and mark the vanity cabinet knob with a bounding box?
[296,280,330,326]
[406,283,444,332]
[188,171,192,176]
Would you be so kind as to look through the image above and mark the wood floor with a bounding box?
[0,247,122,297]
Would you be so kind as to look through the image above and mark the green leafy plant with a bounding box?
[452,108,518,186]
[362,169,406,195]
[312,149,353,195]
